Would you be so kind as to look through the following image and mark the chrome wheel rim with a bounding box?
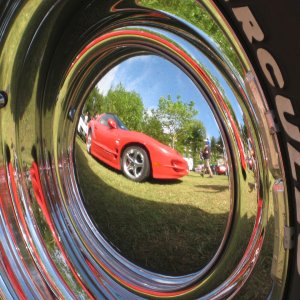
[123,148,146,180]
[0,0,289,299]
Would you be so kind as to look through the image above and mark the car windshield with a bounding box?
[113,115,128,130]
[101,113,128,130]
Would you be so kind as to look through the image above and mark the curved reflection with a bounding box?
[0,0,283,299]
[75,55,231,275]
[85,112,188,182]
[66,24,269,297]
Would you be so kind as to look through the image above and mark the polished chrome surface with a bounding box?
[0,0,288,299]
[75,54,231,276]
[122,147,148,180]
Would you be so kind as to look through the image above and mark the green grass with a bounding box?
[75,138,230,275]
[75,138,274,298]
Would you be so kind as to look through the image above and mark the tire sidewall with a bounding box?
[213,1,300,298]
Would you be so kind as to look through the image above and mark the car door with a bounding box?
[94,114,119,165]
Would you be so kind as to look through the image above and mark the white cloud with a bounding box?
[96,65,119,96]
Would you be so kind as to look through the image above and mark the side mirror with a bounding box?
[108,118,117,129]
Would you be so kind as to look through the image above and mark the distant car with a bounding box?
[195,164,204,174]
[247,158,254,170]
[77,114,88,140]
[215,164,227,175]
[86,113,189,182]
[184,157,194,171]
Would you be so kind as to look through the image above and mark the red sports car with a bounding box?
[86,113,189,181]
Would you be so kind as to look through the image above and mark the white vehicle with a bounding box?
[77,114,88,140]
[183,157,193,171]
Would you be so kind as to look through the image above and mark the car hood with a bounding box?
[130,131,182,156]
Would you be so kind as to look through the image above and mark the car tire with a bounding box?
[121,145,151,182]
[213,1,300,298]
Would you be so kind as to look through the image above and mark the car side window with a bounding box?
[99,114,117,128]
[99,115,110,127]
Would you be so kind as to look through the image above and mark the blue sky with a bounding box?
[97,55,223,138]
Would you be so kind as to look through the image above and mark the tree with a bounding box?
[83,87,104,117]
[83,84,144,131]
[217,136,224,154]
[141,109,169,145]
[104,84,144,131]
[156,95,198,149]
[210,136,218,164]
[179,119,206,165]
[139,0,241,74]
[211,135,226,163]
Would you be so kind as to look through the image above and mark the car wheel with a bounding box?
[0,0,299,299]
[121,146,150,182]
[86,130,92,153]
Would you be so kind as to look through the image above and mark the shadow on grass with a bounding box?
[149,178,183,185]
[87,153,123,175]
[195,184,229,193]
[75,142,230,275]
[74,141,274,298]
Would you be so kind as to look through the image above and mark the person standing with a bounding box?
[201,139,213,178]
[84,111,90,124]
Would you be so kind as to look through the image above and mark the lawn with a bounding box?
[74,138,274,298]
[75,138,231,275]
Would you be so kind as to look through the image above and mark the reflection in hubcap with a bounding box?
[75,54,231,275]
[87,132,92,153]
[0,0,288,299]
[123,149,145,179]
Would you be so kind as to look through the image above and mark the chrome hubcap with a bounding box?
[0,0,289,299]
[123,149,145,179]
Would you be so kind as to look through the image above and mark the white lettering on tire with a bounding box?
[276,95,300,141]
[257,48,284,88]
[232,6,264,43]
[227,0,300,273]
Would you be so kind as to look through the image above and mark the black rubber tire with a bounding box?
[213,1,300,299]
[121,146,151,182]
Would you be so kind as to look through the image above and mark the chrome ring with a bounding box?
[0,1,288,299]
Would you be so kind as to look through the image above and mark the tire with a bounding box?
[0,1,299,299]
[213,2,300,299]
[121,146,150,182]
[86,130,92,153]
